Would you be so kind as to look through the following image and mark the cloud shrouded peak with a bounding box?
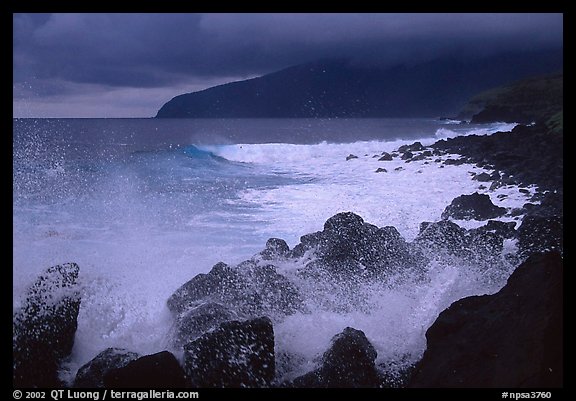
[13,13,563,117]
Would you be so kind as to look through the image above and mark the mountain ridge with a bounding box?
[156,49,562,118]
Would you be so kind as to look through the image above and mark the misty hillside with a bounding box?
[156,49,562,118]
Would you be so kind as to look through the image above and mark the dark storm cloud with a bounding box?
[14,13,563,91]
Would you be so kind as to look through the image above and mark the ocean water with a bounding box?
[13,117,531,383]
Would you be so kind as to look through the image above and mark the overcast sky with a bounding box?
[13,13,563,118]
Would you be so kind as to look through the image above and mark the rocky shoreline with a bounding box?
[13,122,563,388]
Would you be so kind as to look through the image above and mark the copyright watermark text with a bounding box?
[12,390,199,401]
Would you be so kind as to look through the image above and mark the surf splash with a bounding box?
[13,118,532,384]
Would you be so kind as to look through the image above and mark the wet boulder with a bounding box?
[291,327,381,388]
[290,231,327,259]
[168,261,303,340]
[259,238,290,260]
[173,302,238,346]
[293,212,423,278]
[466,230,505,265]
[441,192,507,220]
[517,215,563,258]
[320,212,373,264]
[378,152,393,161]
[74,348,139,388]
[13,262,82,387]
[398,142,425,152]
[413,220,468,257]
[524,191,563,218]
[472,172,492,182]
[184,317,275,387]
[409,252,563,387]
[415,219,506,263]
[242,263,304,316]
[410,152,431,161]
[443,158,467,166]
[401,151,413,160]
[167,262,253,315]
[470,220,517,239]
[103,351,186,388]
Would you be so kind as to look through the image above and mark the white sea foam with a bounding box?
[434,122,517,139]
[13,120,533,383]
[203,135,527,243]
[204,139,528,380]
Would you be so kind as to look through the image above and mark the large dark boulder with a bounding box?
[413,220,468,257]
[13,263,82,387]
[167,262,257,316]
[441,192,507,220]
[472,172,492,182]
[292,212,424,278]
[319,212,374,267]
[103,351,186,388]
[167,260,303,331]
[291,327,381,388]
[526,191,563,218]
[173,302,238,346]
[517,215,563,258]
[241,262,304,316]
[443,157,467,166]
[398,142,425,152]
[401,151,413,160]
[466,230,505,266]
[378,152,393,161]
[184,317,275,387]
[468,230,504,254]
[414,220,505,267]
[73,348,139,388]
[259,238,290,260]
[410,151,432,161]
[409,252,563,387]
[470,220,517,239]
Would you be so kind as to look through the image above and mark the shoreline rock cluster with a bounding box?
[14,212,563,388]
[14,123,563,388]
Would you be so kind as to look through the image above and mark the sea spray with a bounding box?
[13,118,530,382]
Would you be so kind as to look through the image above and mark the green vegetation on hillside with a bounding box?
[458,74,563,123]
[545,110,563,135]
